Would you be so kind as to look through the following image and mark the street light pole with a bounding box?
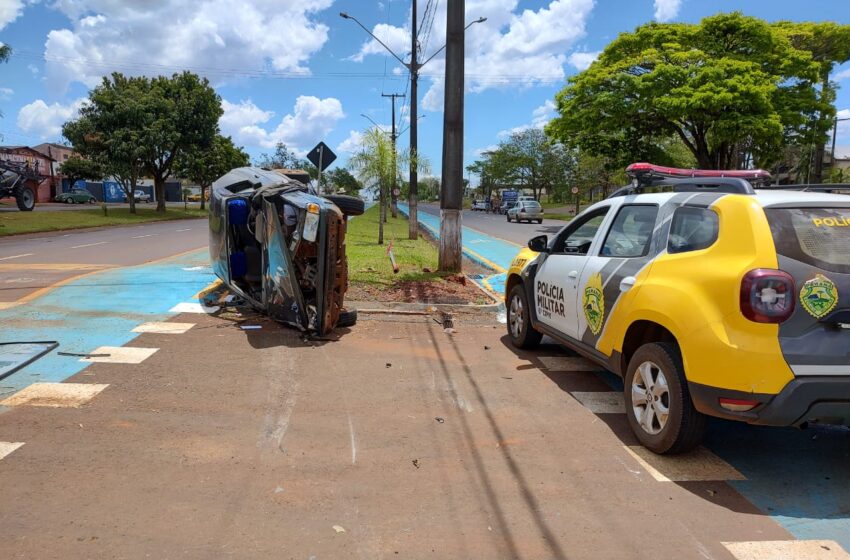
[382,93,403,220]
[409,0,419,240]
[439,0,464,272]
[340,9,486,243]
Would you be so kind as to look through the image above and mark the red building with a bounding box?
[0,146,55,202]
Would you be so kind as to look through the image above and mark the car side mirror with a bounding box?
[528,235,549,253]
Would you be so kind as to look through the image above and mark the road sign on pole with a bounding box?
[307,142,337,195]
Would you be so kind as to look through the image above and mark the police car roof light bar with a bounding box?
[625,162,772,183]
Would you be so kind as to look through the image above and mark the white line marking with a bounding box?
[1,383,109,408]
[170,302,220,314]
[0,253,33,261]
[132,322,195,334]
[175,228,191,232]
[0,442,25,461]
[348,414,357,465]
[80,346,158,364]
[572,391,624,414]
[131,234,157,239]
[624,445,746,482]
[71,241,108,249]
[723,540,850,560]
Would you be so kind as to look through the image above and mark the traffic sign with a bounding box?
[307,142,337,172]
[571,187,579,194]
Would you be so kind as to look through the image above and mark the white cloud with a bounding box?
[43,0,333,92]
[0,0,24,31]
[17,97,87,140]
[28,64,39,76]
[0,87,13,101]
[835,68,850,81]
[349,0,595,112]
[653,0,682,22]
[349,23,410,63]
[568,50,601,70]
[497,99,557,138]
[337,130,364,154]
[221,95,345,151]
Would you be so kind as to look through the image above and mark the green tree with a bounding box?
[548,13,850,170]
[142,72,222,212]
[59,156,104,188]
[63,74,149,214]
[256,143,304,169]
[0,44,10,63]
[325,167,362,196]
[176,135,249,210]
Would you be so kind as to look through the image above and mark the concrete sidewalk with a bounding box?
[0,308,805,559]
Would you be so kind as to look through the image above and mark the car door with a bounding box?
[576,204,659,346]
[533,206,612,339]
[261,197,309,330]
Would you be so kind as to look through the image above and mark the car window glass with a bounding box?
[601,205,658,258]
[667,206,719,254]
[553,208,609,254]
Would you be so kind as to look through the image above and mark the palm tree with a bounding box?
[348,128,402,245]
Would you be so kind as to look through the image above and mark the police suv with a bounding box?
[506,163,850,454]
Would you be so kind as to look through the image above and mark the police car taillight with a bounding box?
[740,269,795,323]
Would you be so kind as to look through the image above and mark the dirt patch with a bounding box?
[348,274,491,305]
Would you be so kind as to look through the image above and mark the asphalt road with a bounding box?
[0,201,202,212]
[418,202,568,247]
[0,218,208,305]
[0,311,806,559]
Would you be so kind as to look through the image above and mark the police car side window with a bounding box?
[601,205,658,258]
[668,206,719,254]
[553,208,609,254]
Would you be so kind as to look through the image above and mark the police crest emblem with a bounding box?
[583,272,605,335]
[800,274,838,319]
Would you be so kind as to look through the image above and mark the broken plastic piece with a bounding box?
[0,342,59,380]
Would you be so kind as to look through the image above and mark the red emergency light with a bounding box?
[626,162,772,183]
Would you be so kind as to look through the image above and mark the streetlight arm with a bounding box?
[340,12,410,69]
[361,113,387,134]
[419,18,487,69]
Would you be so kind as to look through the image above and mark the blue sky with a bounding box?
[1,0,849,179]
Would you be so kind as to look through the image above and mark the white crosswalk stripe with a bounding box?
[1,383,109,408]
[624,445,746,482]
[80,346,158,364]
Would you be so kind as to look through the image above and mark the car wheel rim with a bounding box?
[509,294,524,339]
[22,190,33,206]
[631,361,669,435]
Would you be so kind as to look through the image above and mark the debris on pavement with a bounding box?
[332,525,346,534]
[58,351,110,358]
[484,345,490,350]
[0,341,59,380]
[435,417,445,424]
[386,363,392,368]
[412,459,420,469]
[239,325,263,330]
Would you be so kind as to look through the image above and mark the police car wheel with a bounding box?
[507,284,542,349]
[624,342,705,455]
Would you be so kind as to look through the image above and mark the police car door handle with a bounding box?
[568,271,578,279]
[619,276,636,292]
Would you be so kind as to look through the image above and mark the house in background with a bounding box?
[0,146,55,202]
[33,143,75,195]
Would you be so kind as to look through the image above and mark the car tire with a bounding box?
[337,308,357,328]
[507,284,542,349]
[89,198,96,204]
[506,214,511,222]
[64,198,74,204]
[537,219,543,224]
[326,195,365,217]
[15,186,35,211]
[624,342,705,455]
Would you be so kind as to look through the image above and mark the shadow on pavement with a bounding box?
[496,332,850,539]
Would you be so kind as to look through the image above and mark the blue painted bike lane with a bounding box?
[0,249,216,396]
[398,204,517,297]
[401,203,850,550]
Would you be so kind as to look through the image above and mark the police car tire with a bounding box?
[326,195,365,216]
[507,284,542,349]
[624,342,705,455]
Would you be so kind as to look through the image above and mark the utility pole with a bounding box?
[439,0,464,272]
[382,93,403,220]
[409,0,419,240]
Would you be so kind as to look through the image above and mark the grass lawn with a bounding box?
[0,206,208,236]
[347,205,441,286]
[545,213,575,221]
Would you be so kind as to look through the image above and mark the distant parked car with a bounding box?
[55,188,96,204]
[471,200,488,211]
[133,190,151,203]
[187,190,209,203]
[507,200,544,224]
